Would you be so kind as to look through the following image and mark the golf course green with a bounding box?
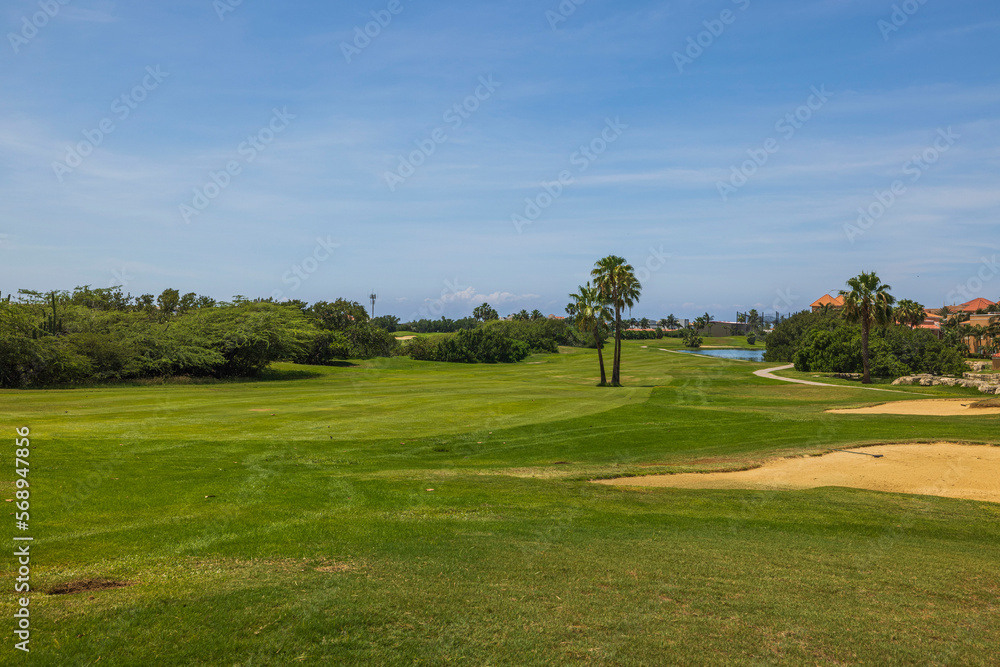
[3,339,999,665]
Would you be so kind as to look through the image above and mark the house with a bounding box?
[810,294,844,312]
[924,300,998,353]
[952,297,996,313]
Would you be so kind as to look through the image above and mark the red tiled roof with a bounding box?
[810,294,844,308]
[955,297,996,312]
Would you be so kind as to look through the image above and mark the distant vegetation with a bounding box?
[0,286,584,387]
[764,273,970,380]
[0,287,403,388]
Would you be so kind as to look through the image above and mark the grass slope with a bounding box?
[2,342,999,665]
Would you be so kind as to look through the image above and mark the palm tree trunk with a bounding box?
[613,307,622,385]
[595,331,607,385]
[861,321,871,384]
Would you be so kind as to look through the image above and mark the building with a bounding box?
[810,294,844,312]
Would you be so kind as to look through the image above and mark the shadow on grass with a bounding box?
[13,366,329,390]
[259,367,331,381]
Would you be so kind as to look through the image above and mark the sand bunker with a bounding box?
[827,399,1000,416]
[597,443,1000,503]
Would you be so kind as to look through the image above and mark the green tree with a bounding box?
[592,255,642,386]
[570,283,611,385]
[473,303,499,322]
[894,299,926,328]
[157,288,181,320]
[309,299,369,331]
[370,314,401,332]
[839,271,896,384]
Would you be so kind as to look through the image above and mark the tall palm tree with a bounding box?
[665,314,679,329]
[570,283,611,385]
[839,271,896,384]
[592,255,642,386]
[894,299,926,328]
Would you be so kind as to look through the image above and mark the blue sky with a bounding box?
[1,0,998,321]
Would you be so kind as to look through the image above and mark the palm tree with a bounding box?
[570,283,611,385]
[665,314,679,329]
[592,255,642,386]
[964,324,988,355]
[839,271,896,384]
[894,299,926,328]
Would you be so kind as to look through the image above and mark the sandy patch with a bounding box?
[395,336,416,340]
[596,443,1000,503]
[827,399,1000,416]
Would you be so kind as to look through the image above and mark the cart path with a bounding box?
[753,364,909,393]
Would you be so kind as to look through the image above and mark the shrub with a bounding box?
[792,325,966,378]
[683,330,702,348]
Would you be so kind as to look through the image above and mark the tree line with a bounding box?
[0,286,581,388]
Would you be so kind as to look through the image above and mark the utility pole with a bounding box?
[369,291,377,318]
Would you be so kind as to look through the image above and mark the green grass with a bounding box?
[393,331,452,339]
[3,342,999,665]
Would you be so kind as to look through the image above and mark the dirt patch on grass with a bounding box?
[596,443,1000,503]
[47,579,132,596]
[827,399,1000,416]
[395,336,416,341]
[315,563,353,573]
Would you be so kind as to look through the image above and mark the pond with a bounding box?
[675,348,766,362]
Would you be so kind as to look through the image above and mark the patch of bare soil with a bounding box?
[596,443,1000,503]
[827,399,1000,416]
[315,563,353,573]
[47,579,132,596]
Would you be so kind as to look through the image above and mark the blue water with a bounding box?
[675,348,766,362]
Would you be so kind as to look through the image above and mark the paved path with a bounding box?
[753,364,909,393]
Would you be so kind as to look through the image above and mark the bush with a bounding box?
[683,330,702,348]
[793,325,967,378]
[401,325,534,364]
[764,310,841,362]
[402,336,443,361]
[621,329,658,340]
